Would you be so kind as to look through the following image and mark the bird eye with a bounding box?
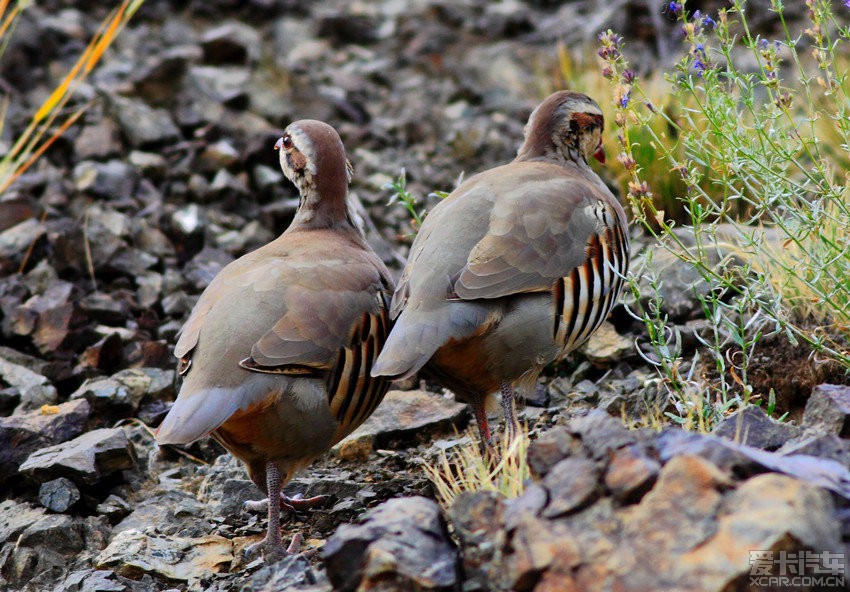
[281,135,293,150]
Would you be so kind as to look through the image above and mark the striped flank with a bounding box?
[554,203,630,354]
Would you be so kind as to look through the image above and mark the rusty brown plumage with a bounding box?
[156,120,393,560]
[372,91,629,447]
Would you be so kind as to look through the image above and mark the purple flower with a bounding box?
[620,89,631,108]
[845,0,850,8]
[622,69,636,84]
[704,15,716,28]
[666,1,683,16]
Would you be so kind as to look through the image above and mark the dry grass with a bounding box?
[424,427,530,511]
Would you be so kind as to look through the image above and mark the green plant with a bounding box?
[384,168,425,233]
[599,0,850,428]
[0,0,145,196]
[424,427,530,511]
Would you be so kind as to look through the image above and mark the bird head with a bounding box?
[517,91,605,165]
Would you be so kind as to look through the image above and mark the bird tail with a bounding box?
[371,302,488,380]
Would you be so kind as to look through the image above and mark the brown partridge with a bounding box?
[156,120,394,560]
[371,91,629,445]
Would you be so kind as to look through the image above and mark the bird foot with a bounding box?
[243,532,303,563]
[243,493,327,515]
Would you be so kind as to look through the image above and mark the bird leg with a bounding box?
[471,398,492,456]
[500,381,519,445]
[243,461,310,562]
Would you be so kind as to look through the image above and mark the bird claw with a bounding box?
[243,493,327,515]
[242,533,303,563]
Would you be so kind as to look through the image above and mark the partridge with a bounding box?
[156,120,394,560]
[371,91,629,445]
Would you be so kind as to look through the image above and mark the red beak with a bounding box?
[593,142,606,164]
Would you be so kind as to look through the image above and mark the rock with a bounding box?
[449,491,505,590]
[19,427,137,486]
[196,139,240,174]
[57,569,131,592]
[603,444,660,502]
[0,352,51,390]
[79,293,131,325]
[324,496,459,592]
[777,432,850,466]
[113,489,207,537]
[201,22,261,64]
[18,514,84,554]
[526,427,581,478]
[95,529,232,584]
[0,218,45,267]
[73,118,123,161]
[579,321,633,366]
[70,368,173,419]
[214,479,262,520]
[183,247,234,291]
[133,46,199,105]
[107,94,181,148]
[95,495,132,524]
[335,390,468,451]
[541,457,599,518]
[0,500,47,543]
[657,429,850,498]
[713,405,799,450]
[73,160,138,200]
[502,511,582,591]
[187,65,250,108]
[0,399,90,480]
[76,333,125,376]
[802,384,850,437]
[317,12,382,45]
[246,554,318,589]
[670,473,842,590]
[567,410,637,461]
[39,477,81,512]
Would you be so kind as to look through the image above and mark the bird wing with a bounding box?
[451,166,618,300]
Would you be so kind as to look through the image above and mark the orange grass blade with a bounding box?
[85,2,127,73]
[0,106,87,193]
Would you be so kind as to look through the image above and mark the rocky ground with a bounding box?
[0,0,849,591]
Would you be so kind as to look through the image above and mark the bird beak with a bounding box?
[274,137,283,151]
[592,142,606,164]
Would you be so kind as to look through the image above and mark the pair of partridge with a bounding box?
[155,120,394,560]
[156,90,628,561]
[372,90,630,444]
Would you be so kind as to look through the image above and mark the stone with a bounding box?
[19,427,137,486]
[71,368,173,419]
[657,429,850,498]
[324,496,459,592]
[603,444,660,502]
[0,398,90,480]
[95,495,132,524]
[215,479,262,519]
[95,529,232,584]
[187,65,250,108]
[18,514,84,554]
[183,247,234,291]
[526,427,580,478]
[0,352,51,390]
[0,500,47,543]
[502,513,580,592]
[73,160,138,200]
[336,390,468,450]
[107,94,180,148]
[802,384,850,437]
[0,218,45,266]
[196,139,240,174]
[579,321,633,366]
[247,555,318,589]
[57,569,129,592]
[567,410,636,461]
[777,433,850,466]
[73,118,122,160]
[39,477,81,513]
[713,405,799,450]
[541,457,599,518]
[449,491,505,590]
[201,22,261,64]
